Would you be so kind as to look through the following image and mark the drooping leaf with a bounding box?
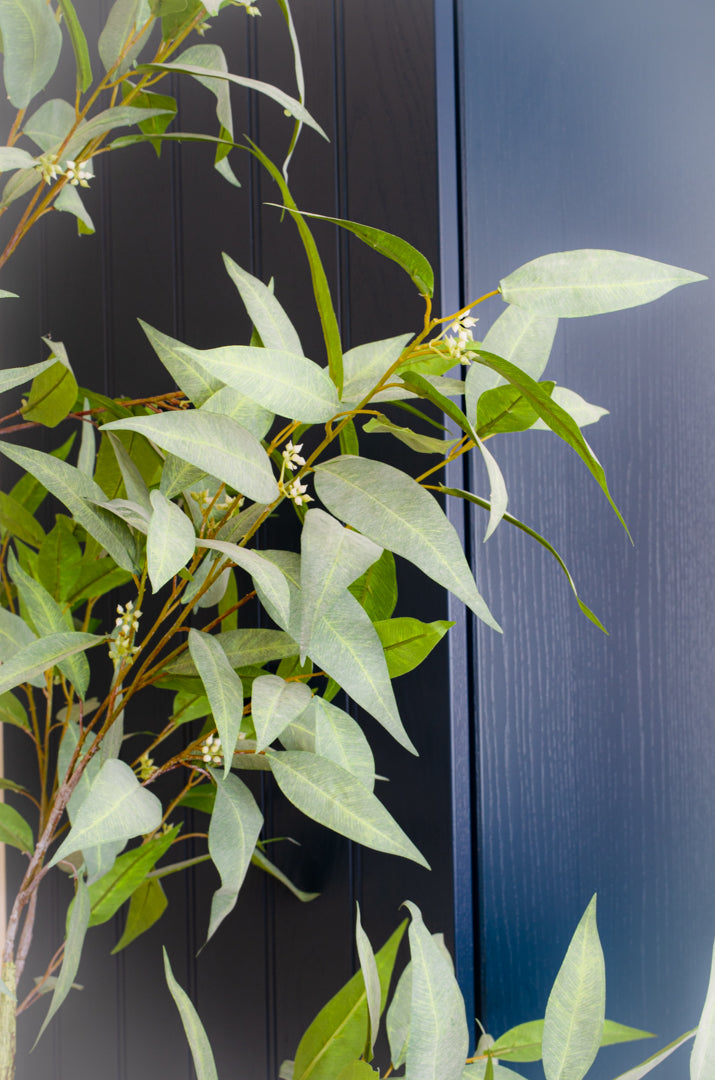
[163,948,219,1080]
[146,490,196,592]
[314,456,500,631]
[23,341,78,428]
[542,896,605,1080]
[188,629,244,777]
[0,357,55,396]
[374,617,453,679]
[363,413,460,455]
[273,0,305,177]
[34,876,90,1046]
[266,751,428,867]
[173,43,236,176]
[0,631,103,696]
[49,759,162,869]
[0,440,136,571]
[691,938,715,1080]
[355,904,381,1060]
[112,876,168,952]
[499,250,706,317]
[293,920,407,1080]
[250,847,319,903]
[0,803,33,852]
[57,0,93,91]
[0,0,63,109]
[206,769,263,942]
[611,1030,695,1080]
[88,828,178,927]
[251,674,312,753]
[348,549,398,622]
[120,82,176,155]
[102,412,279,505]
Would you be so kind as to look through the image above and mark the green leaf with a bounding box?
[273,0,305,176]
[542,896,605,1080]
[112,876,167,953]
[8,551,89,696]
[300,508,381,663]
[335,1063,378,1080]
[167,628,299,675]
[293,920,407,1080]
[66,559,133,607]
[363,413,460,455]
[34,876,90,1046]
[37,518,82,602]
[22,97,75,152]
[499,250,706,317]
[251,674,312,753]
[197,539,291,632]
[250,847,319,903]
[272,209,434,297]
[141,60,328,140]
[223,253,303,354]
[49,759,162,870]
[403,901,469,1080]
[310,696,375,791]
[121,82,176,155]
[0,147,37,172]
[77,407,96,478]
[0,631,103,696]
[173,43,235,174]
[601,1021,656,1048]
[266,750,428,867]
[374,617,453,678]
[163,948,219,1080]
[62,105,174,161]
[314,456,500,632]
[54,180,94,235]
[348,549,397,622]
[355,904,380,1060]
[462,1064,527,1079]
[188,629,244,777]
[492,1019,653,1063]
[0,803,33,852]
[611,1030,696,1080]
[102,412,279,506]
[0,357,55,396]
[0,690,29,730]
[139,320,222,406]
[106,432,152,513]
[465,305,558,420]
[440,486,606,632]
[175,343,340,423]
[0,0,62,109]
[99,0,150,75]
[476,384,552,438]
[206,769,263,942]
[146,490,196,592]
[57,0,92,91]
[0,491,46,547]
[691,938,715,1080]
[0,606,43,687]
[341,334,413,405]
[23,342,78,428]
[0,440,137,571]
[470,349,630,537]
[9,431,76,515]
[530,387,608,431]
[386,960,411,1068]
[88,828,177,927]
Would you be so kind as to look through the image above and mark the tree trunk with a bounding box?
[0,962,16,1080]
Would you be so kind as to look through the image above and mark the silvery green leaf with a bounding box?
[363,414,460,455]
[77,401,96,477]
[160,455,207,501]
[299,508,381,662]
[0,606,43,687]
[95,498,150,533]
[33,876,90,1046]
[0,440,136,571]
[0,804,33,852]
[499,250,707,317]
[465,305,558,421]
[314,456,500,632]
[279,707,315,753]
[102,412,279,505]
[341,334,413,405]
[312,696,375,791]
[167,628,299,675]
[251,674,312,752]
[175,343,340,423]
[0,166,38,209]
[188,630,243,778]
[106,432,152,513]
[472,428,508,541]
[0,147,37,173]
[49,759,162,869]
[206,770,263,941]
[55,184,95,234]
[530,388,608,431]
[0,632,103,696]
[223,254,303,354]
[23,98,75,152]
[198,539,291,631]
[200,384,273,440]
[403,901,469,1080]
[163,949,219,1080]
[147,490,196,592]
[196,566,230,609]
[387,961,411,1068]
[355,903,381,1059]
[175,43,234,136]
[139,320,222,406]
[691,938,715,1080]
[265,751,428,867]
[542,896,605,1080]
[0,358,55,395]
[8,551,89,697]
[0,0,62,109]
[612,1030,696,1080]
[99,0,150,75]
[63,106,174,161]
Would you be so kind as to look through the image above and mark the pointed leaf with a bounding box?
[0,0,62,109]
[499,250,706,317]
[62,106,173,161]
[23,342,78,428]
[87,828,177,927]
[206,769,263,941]
[188,629,244,777]
[266,751,428,867]
[198,539,291,632]
[0,691,29,730]
[139,320,222,406]
[57,0,93,91]
[542,896,605,1080]
[311,696,375,791]
[465,305,558,420]
[251,674,312,753]
[300,508,381,662]
[250,848,319,903]
[106,432,152,513]
[355,904,381,1059]
[386,961,412,1068]
[476,383,551,438]
[102,412,279,505]
[34,877,90,1046]
[163,948,219,1080]
[49,759,162,869]
[112,876,167,953]
[0,358,55,395]
[492,1019,653,1063]
[530,387,608,431]
[374,617,453,679]
[363,413,460,455]
[349,549,398,622]
[223,253,302,354]
[167,628,299,675]
[147,490,195,591]
[0,803,33,852]
[314,456,500,631]
[77,406,96,478]
[691,938,715,1080]
[612,1030,696,1080]
[0,631,103,696]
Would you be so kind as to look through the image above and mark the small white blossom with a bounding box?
[281,441,306,472]
[444,313,478,365]
[109,600,142,663]
[36,153,61,185]
[200,733,223,766]
[284,477,313,507]
[64,160,92,188]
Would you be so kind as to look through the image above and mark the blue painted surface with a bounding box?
[454,1,715,1075]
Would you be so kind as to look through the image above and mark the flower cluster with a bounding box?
[64,160,92,188]
[201,734,223,765]
[108,600,141,663]
[281,440,305,472]
[36,153,61,185]
[443,313,478,365]
[283,477,313,506]
[36,154,92,188]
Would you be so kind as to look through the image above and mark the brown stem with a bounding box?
[14,888,38,985]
